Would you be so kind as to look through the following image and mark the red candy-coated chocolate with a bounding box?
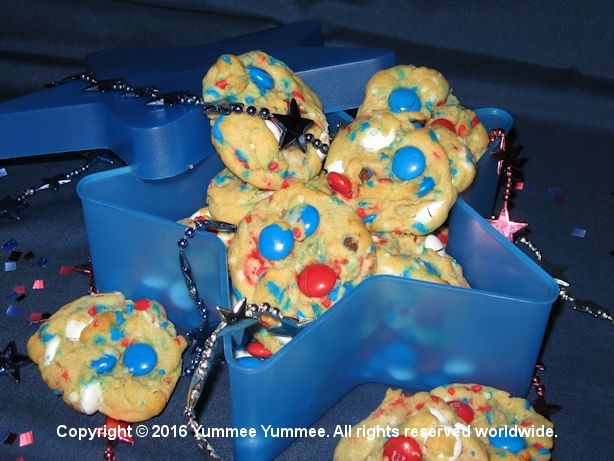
[247,341,272,358]
[447,400,475,424]
[134,299,151,311]
[327,172,352,194]
[430,118,456,133]
[383,435,423,461]
[298,263,337,298]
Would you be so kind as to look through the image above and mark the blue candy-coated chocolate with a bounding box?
[488,433,527,453]
[388,88,421,113]
[247,66,274,90]
[417,176,435,197]
[90,354,117,373]
[123,343,157,376]
[258,224,294,260]
[392,146,426,180]
[300,205,320,237]
[237,356,264,367]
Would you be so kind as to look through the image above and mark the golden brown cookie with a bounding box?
[27,293,187,422]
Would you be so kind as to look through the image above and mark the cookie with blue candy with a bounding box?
[323,112,457,234]
[357,64,450,125]
[202,51,330,189]
[27,292,187,422]
[334,384,554,461]
[227,182,375,351]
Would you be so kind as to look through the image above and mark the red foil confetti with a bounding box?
[19,431,33,447]
[32,280,44,290]
[13,285,25,295]
[27,312,51,325]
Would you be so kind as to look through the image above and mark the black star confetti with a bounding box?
[272,98,314,152]
[0,341,31,383]
[532,395,562,420]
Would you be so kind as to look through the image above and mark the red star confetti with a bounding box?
[488,203,528,241]
[32,280,44,290]
[19,431,33,447]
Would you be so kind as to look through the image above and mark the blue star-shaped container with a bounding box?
[0,22,558,461]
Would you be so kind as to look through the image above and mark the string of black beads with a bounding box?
[204,102,330,155]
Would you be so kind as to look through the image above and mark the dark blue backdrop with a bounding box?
[1,1,613,460]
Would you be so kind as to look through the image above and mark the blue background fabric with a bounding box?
[1,1,613,460]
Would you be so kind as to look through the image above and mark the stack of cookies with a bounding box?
[184,51,491,352]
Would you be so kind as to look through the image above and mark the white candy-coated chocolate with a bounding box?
[425,234,447,257]
[80,382,103,415]
[65,319,88,341]
[44,336,61,366]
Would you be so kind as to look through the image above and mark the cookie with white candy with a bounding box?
[27,293,187,422]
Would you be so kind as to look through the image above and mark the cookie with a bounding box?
[429,124,477,193]
[206,168,273,225]
[334,388,490,461]
[323,113,456,234]
[431,384,554,460]
[372,232,469,287]
[27,293,187,422]
[430,93,489,160]
[227,182,376,348]
[202,51,329,189]
[335,386,554,461]
[357,65,450,124]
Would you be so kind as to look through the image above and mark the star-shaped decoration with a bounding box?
[0,195,28,220]
[0,341,31,383]
[97,417,134,445]
[217,298,249,326]
[68,261,97,294]
[488,203,529,241]
[272,98,314,152]
[531,395,562,420]
[490,144,524,175]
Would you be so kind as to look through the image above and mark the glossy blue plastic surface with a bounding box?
[78,102,557,459]
[0,23,394,180]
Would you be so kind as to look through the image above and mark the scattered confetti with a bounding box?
[571,227,587,238]
[37,256,49,268]
[59,265,73,275]
[6,291,19,301]
[1,429,17,444]
[610,250,614,257]
[32,280,44,290]
[514,181,524,191]
[23,251,35,260]
[27,312,51,325]
[547,186,566,202]
[8,251,22,261]
[4,262,16,272]
[522,185,536,195]
[19,431,33,447]
[2,239,18,252]
[6,305,21,317]
[16,294,26,302]
[13,285,25,295]
[0,168,7,177]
